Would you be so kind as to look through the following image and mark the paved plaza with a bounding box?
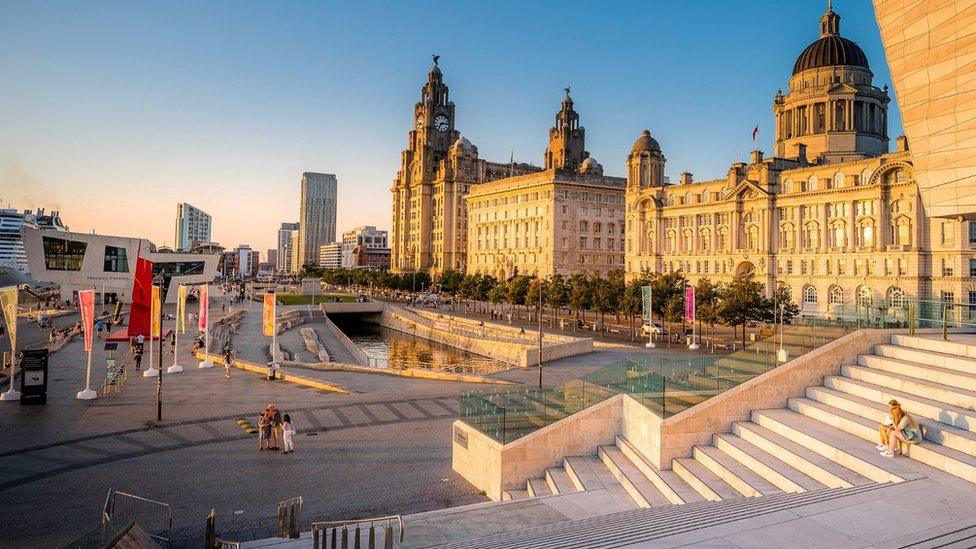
[0,305,660,547]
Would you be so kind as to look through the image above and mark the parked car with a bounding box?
[640,321,668,336]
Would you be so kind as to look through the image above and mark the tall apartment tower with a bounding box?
[276,222,300,273]
[297,173,338,269]
[174,202,212,251]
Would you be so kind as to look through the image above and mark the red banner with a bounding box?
[198,284,209,332]
[127,257,154,337]
[79,289,95,352]
[685,286,696,323]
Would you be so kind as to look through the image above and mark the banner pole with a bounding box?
[76,288,97,400]
[1,284,22,401]
[167,285,184,374]
[143,285,159,378]
[199,284,213,368]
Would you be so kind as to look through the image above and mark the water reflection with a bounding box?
[334,320,482,371]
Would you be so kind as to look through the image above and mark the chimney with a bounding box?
[794,143,808,165]
[679,172,693,185]
[750,150,764,165]
[896,135,909,152]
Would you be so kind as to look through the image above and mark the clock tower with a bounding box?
[391,55,460,273]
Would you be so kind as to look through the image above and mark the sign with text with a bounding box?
[19,348,49,405]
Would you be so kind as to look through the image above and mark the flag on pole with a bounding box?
[79,289,95,352]
[151,285,161,338]
[127,257,154,337]
[641,286,652,322]
[685,286,696,323]
[262,292,276,336]
[198,284,209,332]
[752,125,759,142]
[0,286,17,352]
[176,285,186,334]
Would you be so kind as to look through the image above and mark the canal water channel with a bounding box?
[330,317,487,371]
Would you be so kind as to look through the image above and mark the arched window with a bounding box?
[833,172,845,188]
[887,287,905,308]
[780,223,795,250]
[892,217,912,246]
[829,285,845,305]
[804,221,820,248]
[860,168,872,186]
[684,192,692,205]
[857,285,872,308]
[831,220,848,248]
[803,285,818,304]
[682,230,694,251]
[667,194,674,206]
[747,226,759,250]
[702,189,710,202]
[666,231,676,254]
[856,221,875,247]
[783,179,793,193]
[700,228,711,252]
[807,175,818,192]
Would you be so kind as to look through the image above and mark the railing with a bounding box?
[391,306,539,347]
[102,489,173,546]
[460,318,859,443]
[311,515,403,549]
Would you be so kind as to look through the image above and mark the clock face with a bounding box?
[434,114,449,132]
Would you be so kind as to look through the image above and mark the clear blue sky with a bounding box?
[0,0,899,253]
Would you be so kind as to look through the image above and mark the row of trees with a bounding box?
[308,266,799,346]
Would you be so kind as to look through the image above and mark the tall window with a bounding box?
[103,246,129,273]
[888,287,905,308]
[42,237,87,271]
[803,285,817,304]
[969,222,976,245]
[829,286,844,305]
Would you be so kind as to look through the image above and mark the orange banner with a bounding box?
[262,292,276,336]
[198,284,209,332]
[151,285,161,338]
[79,289,95,352]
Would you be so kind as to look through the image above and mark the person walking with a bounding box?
[257,410,271,450]
[222,343,233,379]
[133,345,143,371]
[281,414,295,454]
[268,404,283,450]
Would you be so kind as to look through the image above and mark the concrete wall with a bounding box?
[383,306,592,368]
[319,302,384,314]
[321,314,369,365]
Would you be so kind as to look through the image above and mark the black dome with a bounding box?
[792,34,869,75]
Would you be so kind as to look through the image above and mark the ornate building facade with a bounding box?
[626,4,976,315]
[390,58,540,274]
[466,92,626,278]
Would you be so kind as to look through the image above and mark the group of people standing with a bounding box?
[258,404,295,454]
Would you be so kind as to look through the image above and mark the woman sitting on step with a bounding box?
[879,400,923,458]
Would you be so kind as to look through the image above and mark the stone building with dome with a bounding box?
[390,58,541,274]
[465,91,627,279]
[625,4,976,316]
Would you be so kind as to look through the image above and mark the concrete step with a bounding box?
[501,489,529,501]
[712,433,826,493]
[671,457,742,501]
[806,386,976,456]
[615,435,704,505]
[824,375,976,434]
[788,397,976,483]
[890,334,976,360]
[526,477,552,498]
[563,455,628,494]
[732,421,872,488]
[691,445,782,497]
[875,343,976,375]
[751,407,912,484]
[842,364,976,411]
[857,354,976,392]
[597,445,671,508]
[545,467,578,495]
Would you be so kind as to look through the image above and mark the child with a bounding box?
[281,414,295,454]
[258,411,270,450]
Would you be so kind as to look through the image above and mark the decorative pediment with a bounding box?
[825,82,858,94]
[725,180,769,201]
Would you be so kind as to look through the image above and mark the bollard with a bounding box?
[288,501,300,539]
[205,509,216,549]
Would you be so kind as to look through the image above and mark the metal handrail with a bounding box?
[102,488,173,545]
[310,515,403,549]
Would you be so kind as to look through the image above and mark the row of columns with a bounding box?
[778,99,886,138]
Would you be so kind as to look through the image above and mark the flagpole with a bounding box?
[167,284,184,373]
[199,284,214,368]
[144,285,159,377]
[76,287,97,400]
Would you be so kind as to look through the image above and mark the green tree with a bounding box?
[488,281,507,306]
[545,274,570,318]
[769,283,800,325]
[526,279,545,322]
[438,269,464,295]
[719,272,767,348]
[568,272,592,323]
[506,275,531,314]
[694,277,723,349]
[621,278,646,339]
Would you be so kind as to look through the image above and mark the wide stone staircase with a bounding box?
[501,333,976,510]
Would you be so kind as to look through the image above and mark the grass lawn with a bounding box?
[275,293,357,305]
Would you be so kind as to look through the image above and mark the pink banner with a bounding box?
[198,284,209,332]
[79,289,95,352]
[685,286,695,322]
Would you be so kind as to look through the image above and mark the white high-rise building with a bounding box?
[341,226,388,267]
[175,203,212,251]
[297,173,338,269]
[318,242,342,269]
[276,222,300,273]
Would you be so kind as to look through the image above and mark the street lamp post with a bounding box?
[538,280,544,389]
